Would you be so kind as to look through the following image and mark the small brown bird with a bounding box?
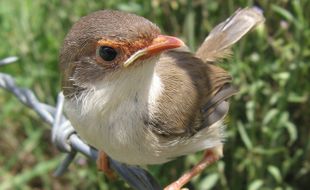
[60,8,264,189]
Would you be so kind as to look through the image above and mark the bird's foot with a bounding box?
[164,147,222,190]
[96,150,117,180]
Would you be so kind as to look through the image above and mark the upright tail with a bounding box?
[196,7,265,62]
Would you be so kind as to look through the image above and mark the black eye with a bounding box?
[98,46,117,61]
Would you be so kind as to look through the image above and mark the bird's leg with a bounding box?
[96,150,117,180]
[164,146,223,190]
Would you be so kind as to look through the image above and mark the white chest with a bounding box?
[64,63,166,165]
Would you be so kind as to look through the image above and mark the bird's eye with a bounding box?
[97,46,117,61]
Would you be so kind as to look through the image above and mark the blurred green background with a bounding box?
[0,0,309,189]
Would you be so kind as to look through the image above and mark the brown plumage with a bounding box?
[59,8,264,190]
[149,51,235,136]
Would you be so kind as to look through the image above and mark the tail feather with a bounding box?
[196,7,265,62]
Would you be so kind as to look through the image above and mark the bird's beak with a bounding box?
[123,35,184,67]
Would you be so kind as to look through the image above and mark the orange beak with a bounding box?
[123,35,184,67]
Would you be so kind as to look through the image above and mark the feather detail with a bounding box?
[196,7,265,62]
[202,84,238,126]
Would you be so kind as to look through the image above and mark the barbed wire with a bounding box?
[0,56,161,190]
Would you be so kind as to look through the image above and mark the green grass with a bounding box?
[0,0,309,189]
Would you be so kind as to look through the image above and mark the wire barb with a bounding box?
[0,56,161,190]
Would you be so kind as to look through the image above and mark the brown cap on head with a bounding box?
[59,10,161,95]
[60,10,161,66]
[59,10,184,97]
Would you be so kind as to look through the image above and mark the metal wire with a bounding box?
[0,56,161,190]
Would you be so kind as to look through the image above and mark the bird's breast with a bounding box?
[63,66,172,165]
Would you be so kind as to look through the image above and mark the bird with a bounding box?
[59,8,264,190]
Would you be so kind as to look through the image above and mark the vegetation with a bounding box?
[0,0,309,189]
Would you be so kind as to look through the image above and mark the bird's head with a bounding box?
[60,10,184,96]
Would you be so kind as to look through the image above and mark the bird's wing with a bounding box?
[152,51,234,136]
[196,7,264,62]
[201,83,237,127]
[150,7,264,137]
[194,7,264,128]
